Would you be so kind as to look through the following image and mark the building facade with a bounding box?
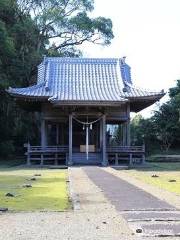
[8,57,164,166]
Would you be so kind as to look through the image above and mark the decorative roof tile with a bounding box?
[7,57,164,105]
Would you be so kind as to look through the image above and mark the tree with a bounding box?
[153,80,180,151]
[130,80,180,154]
[18,0,114,55]
[169,79,180,99]
[0,0,114,158]
[152,102,180,151]
[130,114,158,153]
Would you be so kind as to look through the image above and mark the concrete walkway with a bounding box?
[0,166,180,240]
[84,167,180,238]
[0,167,133,240]
[84,167,175,211]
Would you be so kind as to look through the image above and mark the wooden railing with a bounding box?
[107,145,145,165]
[27,145,68,153]
[24,144,68,165]
[24,143,145,166]
[107,145,145,153]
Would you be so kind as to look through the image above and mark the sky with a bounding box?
[79,0,180,117]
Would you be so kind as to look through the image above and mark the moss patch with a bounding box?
[125,163,180,195]
[0,168,69,211]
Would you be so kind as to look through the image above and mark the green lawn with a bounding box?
[126,163,180,195]
[0,167,70,211]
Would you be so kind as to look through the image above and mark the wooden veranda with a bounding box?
[8,57,164,166]
[25,144,145,166]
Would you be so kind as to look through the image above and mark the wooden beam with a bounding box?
[72,112,103,116]
[68,114,73,165]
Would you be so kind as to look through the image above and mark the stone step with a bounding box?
[131,222,180,237]
[72,153,101,164]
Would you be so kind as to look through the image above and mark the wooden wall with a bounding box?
[41,103,130,122]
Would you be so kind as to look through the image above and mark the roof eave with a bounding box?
[128,92,165,100]
[129,93,165,112]
[7,91,49,101]
[51,100,128,107]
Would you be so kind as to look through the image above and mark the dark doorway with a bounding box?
[72,118,100,152]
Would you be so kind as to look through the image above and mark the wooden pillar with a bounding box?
[40,153,44,166]
[102,114,107,166]
[41,118,47,148]
[129,153,133,166]
[55,123,59,165]
[115,153,118,166]
[126,103,131,146]
[27,143,31,166]
[56,123,59,145]
[122,103,131,146]
[122,123,126,146]
[40,118,47,166]
[61,123,64,145]
[122,121,130,146]
[100,118,103,161]
[68,114,73,165]
[126,120,130,146]
[96,123,100,150]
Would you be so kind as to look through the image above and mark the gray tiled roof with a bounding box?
[8,57,164,104]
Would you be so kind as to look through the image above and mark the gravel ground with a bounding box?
[0,167,133,240]
[0,166,180,240]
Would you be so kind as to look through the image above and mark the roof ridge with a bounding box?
[44,57,120,63]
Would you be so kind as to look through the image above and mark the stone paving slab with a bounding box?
[84,167,175,211]
[83,166,180,238]
[133,223,180,237]
[122,211,180,222]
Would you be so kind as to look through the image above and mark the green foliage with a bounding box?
[130,80,180,154]
[152,102,180,151]
[130,114,158,153]
[0,0,114,158]
[18,0,114,54]
[169,80,180,98]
